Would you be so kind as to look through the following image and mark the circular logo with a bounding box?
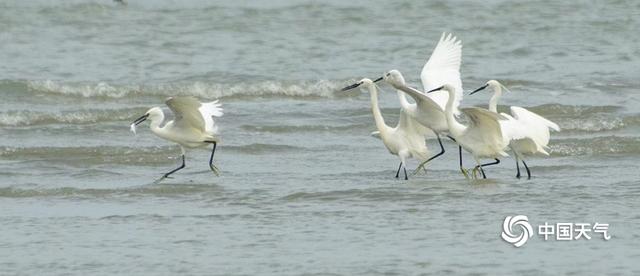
[501,215,533,247]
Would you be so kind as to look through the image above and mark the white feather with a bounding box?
[420,32,463,115]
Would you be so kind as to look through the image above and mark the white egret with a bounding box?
[379,33,464,172]
[382,70,448,172]
[131,96,223,179]
[426,84,510,179]
[470,80,560,179]
[341,78,430,180]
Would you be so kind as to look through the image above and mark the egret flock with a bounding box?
[131,32,559,181]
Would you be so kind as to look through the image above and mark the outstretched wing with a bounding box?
[165,97,223,135]
[198,100,224,135]
[420,33,463,114]
[510,106,559,147]
[165,96,205,131]
[462,107,509,155]
[391,82,444,113]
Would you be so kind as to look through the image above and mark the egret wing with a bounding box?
[510,106,560,131]
[510,106,559,147]
[462,107,509,155]
[198,100,224,135]
[498,113,526,142]
[392,82,444,113]
[165,96,205,131]
[420,33,463,113]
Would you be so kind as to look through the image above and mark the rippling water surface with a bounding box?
[1,0,639,275]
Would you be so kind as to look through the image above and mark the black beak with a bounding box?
[427,86,444,93]
[373,76,383,83]
[132,114,149,125]
[340,81,363,91]
[470,84,489,95]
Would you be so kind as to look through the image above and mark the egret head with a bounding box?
[470,80,505,95]
[382,70,405,86]
[340,78,380,91]
[132,107,163,126]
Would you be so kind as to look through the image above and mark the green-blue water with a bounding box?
[1,0,639,274]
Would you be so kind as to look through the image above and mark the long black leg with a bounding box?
[515,155,521,179]
[163,155,185,178]
[458,145,471,178]
[208,142,217,171]
[474,158,501,170]
[473,159,500,179]
[414,134,446,173]
[522,160,531,180]
[395,162,403,178]
[427,135,446,163]
[403,167,408,180]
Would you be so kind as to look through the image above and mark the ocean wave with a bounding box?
[558,116,626,132]
[0,143,305,163]
[497,104,635,132]
[522,104,622,116]
[0,108,141,126]
[23,79,345,99]
[224,143,305,154]
[0,184,219,199]
[0,146,177,164]
[240,124,366,133]
[549,136,640,156]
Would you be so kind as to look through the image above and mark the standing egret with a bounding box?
[427,84,510,179]
[470,80,560,179]
[379,33,464,172]
[131,96,223,179]
[341,78,430,180]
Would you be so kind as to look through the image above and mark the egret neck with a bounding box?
[488,84,503,113]
[367,84,389,137]
[443,86,466,138]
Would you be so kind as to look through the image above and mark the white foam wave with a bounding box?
[26,80,344,99]
[0,109,138,126]
[560,116,625,132]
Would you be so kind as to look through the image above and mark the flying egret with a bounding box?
[470,80,560,179]
[131,96,223,179]
[341,78,430,180]
[426,84,510,179]
[379,33,464,172]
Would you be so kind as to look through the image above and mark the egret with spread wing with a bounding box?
[341,78,430,180]
[470,80,560,179]
[379,33,463,172]
[131,96,223,179]
[427,84,510,179]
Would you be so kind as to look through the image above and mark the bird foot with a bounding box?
[471,167,480,179]
[209,164,220,176]
[460,167,470,180]
[412,162,428,176]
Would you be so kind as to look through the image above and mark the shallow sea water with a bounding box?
[1,0,639,275]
